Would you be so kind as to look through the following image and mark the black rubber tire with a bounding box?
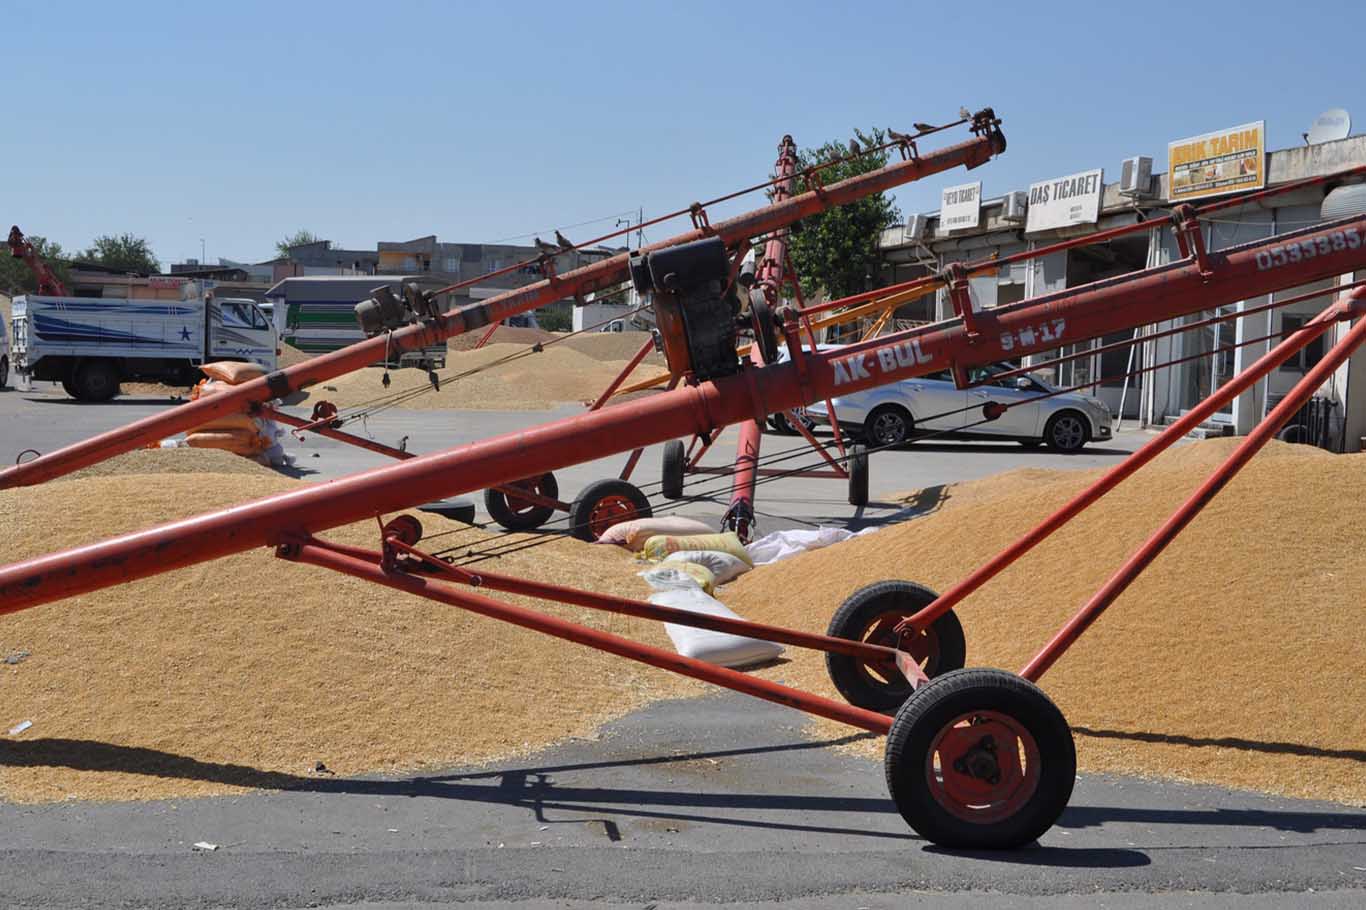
[661,440,687,500]
[864,404,912,447]
[1043,410,1089,454]
[0,356,8,390]
[61,377,79,398]
[484,472,559,531]
[847,443,869,507]
[884,668,1076,849]
[73,359,120,402]
[825,580,966,713]
[570,479,652,542]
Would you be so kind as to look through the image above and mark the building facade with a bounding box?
[877,130,1366,451]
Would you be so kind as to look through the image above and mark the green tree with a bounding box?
[787,128,900,300]
[81,233,161,274]
[276,230,320,257]
[536,305,572,332]
[0,234,72,295]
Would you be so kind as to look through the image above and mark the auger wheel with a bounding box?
[884,668,1076,849]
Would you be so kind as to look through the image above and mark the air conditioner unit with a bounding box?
[1120,156,1153,197]
[903,214,928,242]
[1001,191,1027,222]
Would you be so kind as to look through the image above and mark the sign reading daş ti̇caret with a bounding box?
[1025,168,1103,234]
[1168,121,1265,202]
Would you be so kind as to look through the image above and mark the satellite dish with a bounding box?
[1307,108,1351,145]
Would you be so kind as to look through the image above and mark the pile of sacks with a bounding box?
[596,516,781,668]
[179,362,288,465]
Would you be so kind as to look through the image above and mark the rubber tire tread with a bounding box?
[824,580,965,712]
[570,478,652,542]
[884,668,1076,849]
[484,472,559,531]
[661,440,686,500]
[847,444,869,507]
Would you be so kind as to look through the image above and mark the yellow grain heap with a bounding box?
[724,438,1366,805]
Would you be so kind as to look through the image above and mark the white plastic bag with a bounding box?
[648,587,784,669]
[745,526,878,566]
[662,549,751,584]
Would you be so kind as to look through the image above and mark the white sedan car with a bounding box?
[806,362,1112,453]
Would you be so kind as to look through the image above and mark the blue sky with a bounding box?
[7,1,1364,266]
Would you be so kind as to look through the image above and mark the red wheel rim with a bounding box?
[858,611,941,688]
[587,494,638,539]
[925,710,1040,824]
[504,476,551,518]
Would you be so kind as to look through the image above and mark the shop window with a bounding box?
[1279,315,1326,372]
[1099,330,1143,389]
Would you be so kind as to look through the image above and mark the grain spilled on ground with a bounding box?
[729,438,1365,805]
[0,457,700,802]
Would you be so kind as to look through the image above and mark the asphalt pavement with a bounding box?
[3,383,1364,907]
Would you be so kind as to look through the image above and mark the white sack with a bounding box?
[745,526,879,566]
[647,587,784,669]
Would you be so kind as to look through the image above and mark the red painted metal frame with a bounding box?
[0,120,1006,490]
[282,538,894,735]
[895,291,1360,638]
[3,211,1364,612]
[1019,302,1366,682]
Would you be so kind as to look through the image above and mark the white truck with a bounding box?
[9,292,278,401]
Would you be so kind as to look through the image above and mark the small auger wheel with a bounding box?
[485,472,559,531]
[661,440,686,500]
[884,668,1076,849]
[824,580,965,713]
[570,479,652,542]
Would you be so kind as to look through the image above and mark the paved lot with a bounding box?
[3,384,1364,908]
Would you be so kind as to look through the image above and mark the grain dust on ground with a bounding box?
[0,456,701,803]
[729,437,1366,805]
[298,341,664,410]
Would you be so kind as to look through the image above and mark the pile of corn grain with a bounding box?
[0,449,700,802]
[725,437,1366,805]
[298,342,661,410]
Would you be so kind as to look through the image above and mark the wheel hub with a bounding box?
[929,712,1039,824]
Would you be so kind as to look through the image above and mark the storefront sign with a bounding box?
[1025,168,1103,233]
[938,181,981,235]
[1168,121,1265,202]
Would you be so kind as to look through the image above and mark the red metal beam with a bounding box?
[898,292,1357,634]
[285,539,895,734]
[1020,305,1366,682]
[727,135,800,539]
[1,213,1363,612]
[0,122,1006,490]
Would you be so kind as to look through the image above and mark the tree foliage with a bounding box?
[786,128,900,300]
[81,233,161,274]
[276,230,320,257]
[0,235,72,295]
[536,305,572,332]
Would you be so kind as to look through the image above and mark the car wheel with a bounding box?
[864,405,912,448]
[1044,411,1089,454]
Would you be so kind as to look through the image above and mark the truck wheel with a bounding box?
[73,360,121,402]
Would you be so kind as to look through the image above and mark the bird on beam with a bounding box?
[554,229,574,251]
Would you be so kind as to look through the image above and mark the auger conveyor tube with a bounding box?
[0,120,1006,490]
[2,212,1364,613]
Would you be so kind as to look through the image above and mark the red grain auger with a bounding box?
[3,110,1365,848]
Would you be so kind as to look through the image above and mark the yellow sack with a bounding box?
[186,428,268,456]
[201,361,267,385]
[640,531,752,566]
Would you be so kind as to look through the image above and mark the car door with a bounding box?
[901,370,967,431]
[965,366,1042,437]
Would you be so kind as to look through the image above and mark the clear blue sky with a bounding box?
[8,1,1364,267]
